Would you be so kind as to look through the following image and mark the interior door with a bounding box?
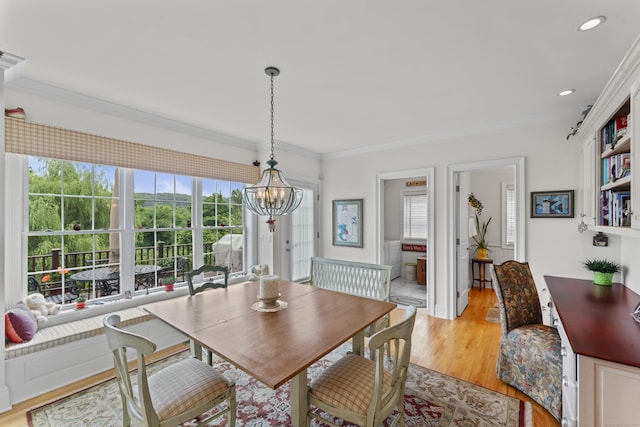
[456,172,471,315]
[281,181,319,282]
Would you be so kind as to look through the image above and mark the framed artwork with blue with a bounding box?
[531,190,574,218]
[332,199,363,247]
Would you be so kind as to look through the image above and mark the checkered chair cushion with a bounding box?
[149,357,233,421]
[308,306,416,427]
[309,353,392,414]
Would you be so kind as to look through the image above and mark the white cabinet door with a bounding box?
[578,355,640,426]
[632,79,640,228]
[580,136,597,226]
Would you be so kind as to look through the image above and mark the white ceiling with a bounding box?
[2,1,640,156]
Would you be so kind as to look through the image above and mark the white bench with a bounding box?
[309,257,392,302]
[309,257,393,341]
[3,307,184,406]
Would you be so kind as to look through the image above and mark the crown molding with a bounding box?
[323,107,578,160]
[7,77,260,151]
[256,139,322,161]
[7,75,580,162]
[0,51,24,70]
[8,76,326,160]
[576,32,640,140]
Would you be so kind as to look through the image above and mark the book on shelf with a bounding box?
[602,114,630,151]
[602,153,631,185]
[600,189,631,227]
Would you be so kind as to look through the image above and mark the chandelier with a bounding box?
[242,67,303,232]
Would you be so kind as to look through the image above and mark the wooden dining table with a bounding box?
[143,279,396,426]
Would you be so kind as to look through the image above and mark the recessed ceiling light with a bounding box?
[559,89,576,96]
[578,16,606,31]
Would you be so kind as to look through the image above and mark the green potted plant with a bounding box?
[161,276,176,292]
[468,193,492,259]
[75,296,87,309]
[472,214,492,259]
[583,259,620,286]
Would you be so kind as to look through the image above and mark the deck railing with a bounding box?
[27,242,217,273]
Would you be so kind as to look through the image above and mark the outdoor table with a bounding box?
[70,265,162,297]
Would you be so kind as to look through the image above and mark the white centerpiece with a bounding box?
[258,275,280,308]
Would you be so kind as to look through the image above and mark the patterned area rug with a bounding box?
[27,343,530,427]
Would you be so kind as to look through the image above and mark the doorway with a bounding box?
[376,168,435,315]
[447,157,525,318]
[278,179,320,282]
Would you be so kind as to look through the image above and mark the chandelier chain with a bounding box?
[270,72,275,161]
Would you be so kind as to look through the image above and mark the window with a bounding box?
[290,187,316,282]
[133,170,193,291]
[202,179,244,273]
[502,183,515,247]
[27,158,120,303]
[26,156,248,306]
[403,191,428,240]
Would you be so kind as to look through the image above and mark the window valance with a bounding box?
[4,117,260,184]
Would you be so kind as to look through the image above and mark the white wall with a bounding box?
[469,168,512,249]
[383,178,405,241]
[320,118,636,318]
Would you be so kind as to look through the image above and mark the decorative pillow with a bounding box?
[5,301,38,343]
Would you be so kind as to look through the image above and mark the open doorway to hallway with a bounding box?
[376,168,435,314]
[447,157,525,318]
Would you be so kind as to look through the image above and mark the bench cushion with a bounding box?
[5,307,152,359]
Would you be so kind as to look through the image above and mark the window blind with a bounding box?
[403,192,428,239]
[4,117,260,184]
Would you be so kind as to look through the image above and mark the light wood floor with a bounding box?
[0,287,559,426]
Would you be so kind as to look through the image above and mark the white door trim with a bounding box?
[376,167,435,315]
[446,157,525,319]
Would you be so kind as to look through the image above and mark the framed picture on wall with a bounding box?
[332,199,363,247]
[530,190,574,218]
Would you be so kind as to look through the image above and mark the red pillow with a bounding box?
[5,301,38,343]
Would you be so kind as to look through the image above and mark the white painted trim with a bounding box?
[447,157,525,320]
[324,109,577,160]
[8,77,325,161]
[376,167,435,316]
[8,77,258,149]
[257,140,323,161]
[0,51,24,70]
[576,33,640,140]
[5,154,26,306]
[8,76,581,163]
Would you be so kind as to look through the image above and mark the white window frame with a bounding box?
[502,182,515,248]
[13,154,252,309]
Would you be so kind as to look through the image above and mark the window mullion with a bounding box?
[192,178,204,268]
[120,168,135,292]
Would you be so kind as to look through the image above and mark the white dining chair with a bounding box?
[103,314,236,427]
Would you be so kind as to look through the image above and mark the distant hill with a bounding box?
[135,192,193,207]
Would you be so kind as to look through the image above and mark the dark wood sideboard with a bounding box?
[545,275,640,367]
[545,275,640,426]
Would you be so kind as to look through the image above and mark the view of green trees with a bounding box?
[28,158,244,273]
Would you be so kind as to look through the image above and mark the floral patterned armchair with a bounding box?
[491,261,562,421]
